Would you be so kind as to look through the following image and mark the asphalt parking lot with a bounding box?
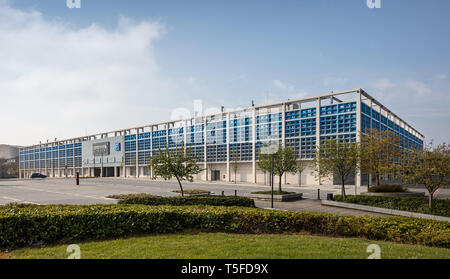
[0,178,447,217]
[0,177,329,205]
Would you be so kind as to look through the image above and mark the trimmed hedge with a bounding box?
[334,195,450,217]
[0,204,449,249]
[116,195,256,208]
[368,185,405,193]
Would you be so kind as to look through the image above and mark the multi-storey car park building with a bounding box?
[19,89,424,188]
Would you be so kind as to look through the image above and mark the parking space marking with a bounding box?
[1,196,40,205]
[14,186,116,201]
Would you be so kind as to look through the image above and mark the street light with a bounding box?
[101,149,104,178]
[260,143,279,209]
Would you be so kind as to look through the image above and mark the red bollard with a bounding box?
[76,172,80,186]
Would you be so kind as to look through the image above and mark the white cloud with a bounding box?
[323,76,348,90]
[272,79,295,91]
[406,81,432,97]
[0,3,191,145]
[266,79,308,103]
[372,78,396,90]
[435,74,449,80]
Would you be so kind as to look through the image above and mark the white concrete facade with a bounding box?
[19,89,424,187]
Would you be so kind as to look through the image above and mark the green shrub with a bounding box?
[368,185,405,193]
[117,195,256,208]
[334,195,450,217]
[0,204,449,249]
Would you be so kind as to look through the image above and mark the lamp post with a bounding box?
[93,155,96,177]
[261,143,279,209]
[101,150,104,178]
[271,152,274,208]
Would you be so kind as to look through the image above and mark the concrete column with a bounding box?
[122,131,126,178]
[136,129,139,178]
[226,113,230,182]
[368,98,373,130]
[184,121,187,154]
[44,144,47,177]
[252,108,256,184]
[52,143,55,178]
[204,118,208,181]
[72,141,76,178]
[315,97,321,185]
[150,127,154,178]
[282,104,286,145]
[19,148,22,179]
[378,105,382,123]
[282,103,287,185]
[56,143,60,178]
[355,90,362,192]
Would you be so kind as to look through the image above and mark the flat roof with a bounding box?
[20,88,423,150]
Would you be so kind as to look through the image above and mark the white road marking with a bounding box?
[14,186,116,201]
[1,196,40,205]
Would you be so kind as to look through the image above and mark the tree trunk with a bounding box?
[234,170,237,184]
[279,175,282,192]
[429,194,434,210]
[176,176,184,197]
[375,174,380,186]
[341,176,346,199]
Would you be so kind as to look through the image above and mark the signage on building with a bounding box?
[93,142,110,156]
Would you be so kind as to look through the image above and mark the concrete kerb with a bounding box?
[321,200,450,222]
[106,176,350,192]
[249,193,303,202]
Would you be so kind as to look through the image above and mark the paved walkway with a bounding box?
[255,199,390,217]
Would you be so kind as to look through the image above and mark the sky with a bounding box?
[0,0,449,146]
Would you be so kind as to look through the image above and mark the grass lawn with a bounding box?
[7,233,450,259]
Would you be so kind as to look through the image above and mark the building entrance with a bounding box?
[211,170,220,181]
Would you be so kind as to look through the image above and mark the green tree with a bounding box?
[6,161,19,177]
[314,139,360,198]
[257,151,271,186]
[360,128,401,187]
[398,142,450,210]
[257,145,298,192]
[149,148,202,196]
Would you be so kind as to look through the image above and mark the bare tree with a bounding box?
[230,150,239,184]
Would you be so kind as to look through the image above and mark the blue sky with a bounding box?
[1,0,449,145]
